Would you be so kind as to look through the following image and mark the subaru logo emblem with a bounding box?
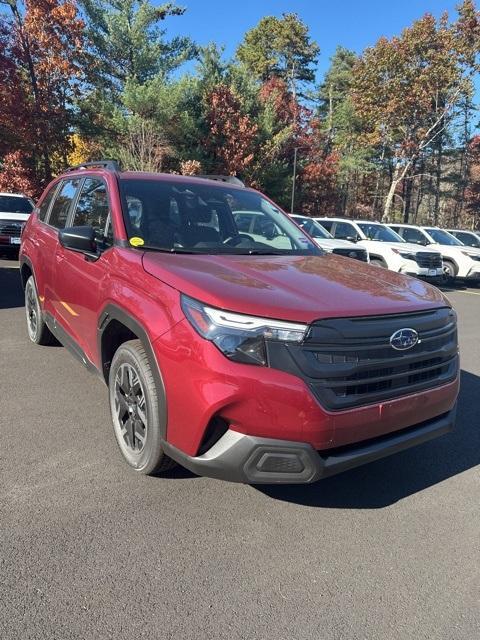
[390,328,420,351]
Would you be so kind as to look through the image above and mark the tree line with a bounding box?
[0,0,479,228]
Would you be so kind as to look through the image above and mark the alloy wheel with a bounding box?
[113,363,148,454]
[26,281,38,339]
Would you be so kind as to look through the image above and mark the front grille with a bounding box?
[283,308,458,410]
[0,221,24,238]
[332,247,369,262]
[415,252,442,269]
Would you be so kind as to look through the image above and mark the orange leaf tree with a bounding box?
[0,0,86,187]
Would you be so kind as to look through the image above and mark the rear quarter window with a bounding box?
[38,185,58,222]
[48,179,81,229]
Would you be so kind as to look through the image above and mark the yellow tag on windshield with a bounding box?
[129,237,145,247]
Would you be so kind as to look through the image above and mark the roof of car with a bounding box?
[447,228,479,233]
[63,167,249,191]
[387,223,423,228]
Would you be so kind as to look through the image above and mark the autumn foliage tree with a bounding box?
[465,135,480,228]
[0,0,85,188]
[206,84,258,176]
[0,150,36,194]
[352,1,480,221]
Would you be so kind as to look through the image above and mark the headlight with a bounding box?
[461,251,480,261]
[181,295,308,366]
[392,248,416,261]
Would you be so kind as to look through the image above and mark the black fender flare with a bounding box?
[97,304,168,439]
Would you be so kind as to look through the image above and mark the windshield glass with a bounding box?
[357,223,404,242]
[292,216,332,239]
[119,178,320,255]
[0,195,33,214]
[424,228,463,246]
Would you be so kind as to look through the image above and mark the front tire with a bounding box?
[443,260,457,283]
[108,339,174,475]
[25,275,55,345]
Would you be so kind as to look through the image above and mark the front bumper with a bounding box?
[162,407,456,484]
[400,262,444,278]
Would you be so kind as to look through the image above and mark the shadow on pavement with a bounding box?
[256,369,478,508]
[0,266,24,309]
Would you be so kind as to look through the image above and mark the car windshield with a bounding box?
[0,195,33,214]
[424,228,463,246]
[357,223,404,242]
[119,178,320,255]
[292,216,332,239]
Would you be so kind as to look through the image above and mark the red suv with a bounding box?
[19,161,459,483]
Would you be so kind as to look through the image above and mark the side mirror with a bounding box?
[59,225,98,259]
[345,236,357,243]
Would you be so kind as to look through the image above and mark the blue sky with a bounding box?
[165,0,461,82]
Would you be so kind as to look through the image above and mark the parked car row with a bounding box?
[289,214,480,284]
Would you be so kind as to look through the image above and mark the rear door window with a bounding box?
[319,219,333,232]
[48,179,81,229]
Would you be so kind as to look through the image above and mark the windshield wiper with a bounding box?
[135,245,202,254]
[244,249,289,255]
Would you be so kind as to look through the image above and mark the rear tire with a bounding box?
[25,275,56,345]
[108,339,175,475]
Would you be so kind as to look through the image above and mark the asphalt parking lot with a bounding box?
[0,257,479,640]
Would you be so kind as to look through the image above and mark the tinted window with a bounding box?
[48,179,80,229]
[319,219,333,232]
[294,218,331,239]
[357,223,404,242]
[38,186,57,222]
[454,231,480,248]
[72,178,110,242]
[424,228,463,246]
[401,228,428,245]
[0,195,33,214]
[334,221,358,240]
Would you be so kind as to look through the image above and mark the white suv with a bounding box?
[317,218,444,278]
[290,214,369,262]
[388,224,480,282]
[0,192,34,256]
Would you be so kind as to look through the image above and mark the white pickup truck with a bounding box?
[317,218,444,279]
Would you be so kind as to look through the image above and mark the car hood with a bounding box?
[393,241,442,254]
[314,238,357,249]
[431,243,480,257]
[359,240,441,254]
[0,212,30,222]
[142,253,448,323]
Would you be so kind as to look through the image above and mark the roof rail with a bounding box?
[66,160,122,173]
[197,175,245,187]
